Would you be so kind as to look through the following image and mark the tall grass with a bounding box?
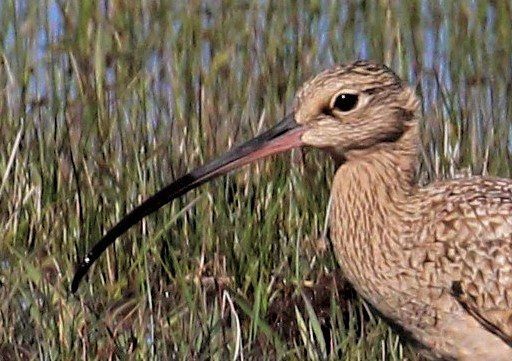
[1,1,511,359]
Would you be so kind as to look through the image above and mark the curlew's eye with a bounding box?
[332,93,359,112]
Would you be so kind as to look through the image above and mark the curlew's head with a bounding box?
[295,61,420,160]
[71,60,420,292]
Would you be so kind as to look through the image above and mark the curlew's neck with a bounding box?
[329,123,420,302]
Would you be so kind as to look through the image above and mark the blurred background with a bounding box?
[1,1,511,359]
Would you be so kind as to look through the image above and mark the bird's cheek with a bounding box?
[301,126,343,149]
[301,128,326,147]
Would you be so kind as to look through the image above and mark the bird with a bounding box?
[72,60,512,360]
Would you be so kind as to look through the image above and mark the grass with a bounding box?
[1,0,511,359]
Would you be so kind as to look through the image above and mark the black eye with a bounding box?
[332,93,359,112]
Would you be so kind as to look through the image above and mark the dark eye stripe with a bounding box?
[363,87,383,95]
[363,83,400,95]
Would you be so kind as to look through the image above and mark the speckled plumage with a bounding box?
[296,61,512,360]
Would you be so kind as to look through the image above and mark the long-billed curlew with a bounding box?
[72,61,512,360]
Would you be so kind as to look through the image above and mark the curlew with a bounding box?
[72,61,512,360]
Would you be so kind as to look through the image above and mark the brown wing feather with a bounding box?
[423,177,512,346]
[452,279,512,347]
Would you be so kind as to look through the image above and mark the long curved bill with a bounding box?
[71,113,305,293]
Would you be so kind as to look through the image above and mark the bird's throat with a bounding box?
[329,124,419,301]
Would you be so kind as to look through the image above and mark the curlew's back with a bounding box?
[418,176,512,344]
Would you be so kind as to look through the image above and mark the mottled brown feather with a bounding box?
[421,178,512,346]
